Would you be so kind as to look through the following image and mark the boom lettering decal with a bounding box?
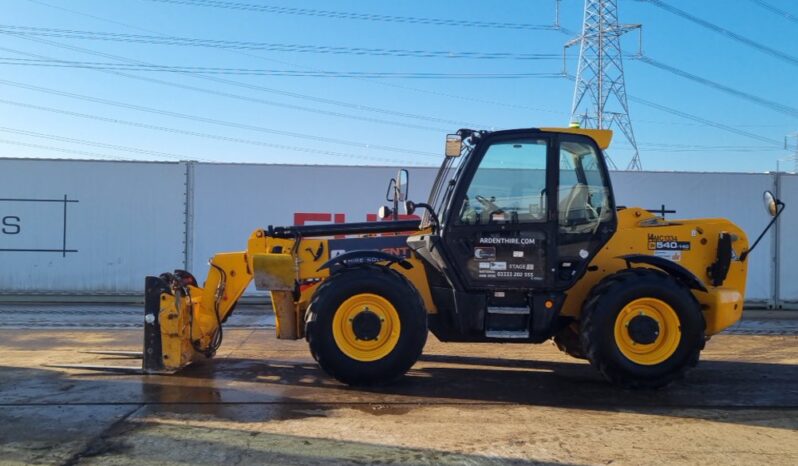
[328,235,412,261]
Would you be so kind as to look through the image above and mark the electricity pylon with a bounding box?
[565,0,642,170]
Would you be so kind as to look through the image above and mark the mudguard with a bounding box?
[317,250,413,272]
[619,254,708,292]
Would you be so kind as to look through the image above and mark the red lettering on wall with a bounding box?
[294,212,331,226]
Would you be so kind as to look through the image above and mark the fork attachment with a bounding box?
[143,275,169,372]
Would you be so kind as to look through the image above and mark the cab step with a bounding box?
[485,305,531,338]
[485,330,530,339]
[486,306,530,315]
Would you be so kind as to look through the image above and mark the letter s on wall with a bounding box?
[2,216,21,234]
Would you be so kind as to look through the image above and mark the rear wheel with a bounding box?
[580,268,705,389]
[306,265,427,386]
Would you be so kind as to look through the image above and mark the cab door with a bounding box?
[441,132,556,290]
[555,135,617,287]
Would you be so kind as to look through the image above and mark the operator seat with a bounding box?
[559,183,589,224]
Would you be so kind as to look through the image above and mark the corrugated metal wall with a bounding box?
[0,158,793,307]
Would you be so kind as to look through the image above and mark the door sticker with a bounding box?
[654,250,683,262]
[474,247,496,260]
[471,232,545,281]
[489,261,507,271]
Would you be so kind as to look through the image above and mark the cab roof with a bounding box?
[539,127,613,149]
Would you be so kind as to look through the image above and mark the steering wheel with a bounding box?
[585,202,599,221]
[475,195,501,213]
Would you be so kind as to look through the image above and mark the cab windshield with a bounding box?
[457,139,548,225]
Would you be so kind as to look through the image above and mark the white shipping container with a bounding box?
[778,174,798,304]
[0,158,790,307]
[0,159,186,294]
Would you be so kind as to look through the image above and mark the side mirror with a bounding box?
[383,169,410,221]
[445,134,462,157]
[396,169,409,201]
[763,190,779,217]
[741,190,786,262]
[385,169,409,202]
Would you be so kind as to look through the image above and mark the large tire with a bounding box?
[553,324,587,360]
[306,265,428,386]
[580,268,705,389]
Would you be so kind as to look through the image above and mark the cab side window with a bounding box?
[558,141,612,232]
[458,139,548,224]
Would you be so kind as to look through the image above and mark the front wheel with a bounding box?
[306,265,428,386]
[580,268,705,389]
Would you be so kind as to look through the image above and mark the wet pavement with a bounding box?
[0,303,275,329]
[0,307,796,465]
[2,303,797,335]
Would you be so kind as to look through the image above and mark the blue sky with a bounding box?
[0,0,796,172]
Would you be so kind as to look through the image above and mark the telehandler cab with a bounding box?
[66,127,784,388]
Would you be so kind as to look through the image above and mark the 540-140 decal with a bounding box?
[647,233,691,251]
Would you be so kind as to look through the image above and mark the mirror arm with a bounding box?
[406,201,441,230]
[392,187,400,221]
[740,200,785,262]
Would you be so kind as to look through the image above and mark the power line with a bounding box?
[21,1,573,126]
[561,70,786,149]
[0,98,434,166]
[4,45,785,161]
[636,148,787,153]
[3,44,787,159]
[16,0,790,160]
[0,25,563,60]
[747,0,798,25]
[28,22,789,126]
[1,30,628,129]
[0,56,566,79]
[145,0,563,31]
[635,56,798,118]
[2,35,481,131]
[0,126,213,162]
[0,77,438,158]
[619,142,789,153]
[639,142,784,150]
[29,0,769,137]
[22,1,494,130]
[0,138,136,161]
[637,0,798,67]
[628,95,784,146]
[0,43,457,153]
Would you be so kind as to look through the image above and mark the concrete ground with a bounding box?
[0,305,796,465]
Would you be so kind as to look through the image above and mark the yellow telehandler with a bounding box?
[67,127,785,388]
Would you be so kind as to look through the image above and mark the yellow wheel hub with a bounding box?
[332,293,401,362]
[614,297,681,366]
